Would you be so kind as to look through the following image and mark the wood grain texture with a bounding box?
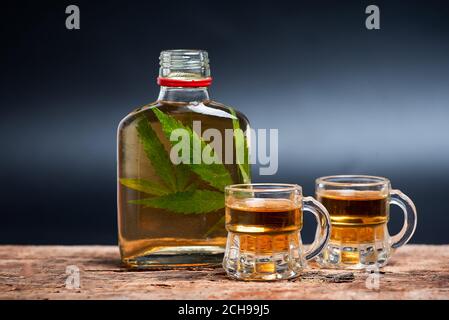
[0,245,448,300]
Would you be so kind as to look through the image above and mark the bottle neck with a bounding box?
[157,86,210,102]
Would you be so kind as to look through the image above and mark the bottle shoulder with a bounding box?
[118,100,250,131]
[203,100,250,125]
[117,101,160,130]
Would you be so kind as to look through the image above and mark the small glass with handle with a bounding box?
[223,183,331,281]
[315,175,417,269]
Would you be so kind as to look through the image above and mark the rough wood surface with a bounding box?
[0,245,448,300]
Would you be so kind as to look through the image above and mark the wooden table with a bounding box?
[0,245,448,300]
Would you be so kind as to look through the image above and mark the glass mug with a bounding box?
[315,175,417,269]
[222,184,331,281]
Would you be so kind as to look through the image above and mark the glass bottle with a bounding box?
[117,49,251,269]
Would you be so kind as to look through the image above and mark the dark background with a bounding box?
[1,0,448,244]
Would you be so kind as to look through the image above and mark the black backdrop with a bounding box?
[1,0,449,244]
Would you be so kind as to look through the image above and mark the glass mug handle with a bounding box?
[302,197,331,260]
[389,190,418,249]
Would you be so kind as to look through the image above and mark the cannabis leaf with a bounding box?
[229,108,251,183]
[174,163,191,191]
[119,178,171,196]
[120,108,251,222]
[136,117,177,191]
[129,190,224,214]
[153,108,234,192]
